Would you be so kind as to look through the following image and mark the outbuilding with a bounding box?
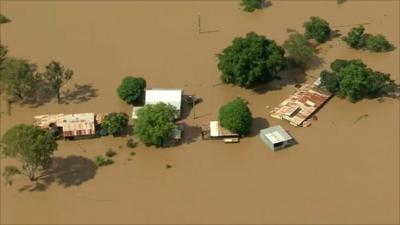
[259,126,293,151]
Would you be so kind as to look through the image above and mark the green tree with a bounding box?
[219,98,252,135]
[320,59,397,102]
[303,16,331,43]
[283,32,317,69]
[1,124,57,182]
[42,61,73,103]
[217,32,286,87]
[365,34,393,52]
[342,26,368,49]
[240,0,264,12]
[0,14,11,24]
[101,112,129,137]
[133,103,176,147]
[117,76,146,104]
[0,44,7,68]
[0,57,37,102]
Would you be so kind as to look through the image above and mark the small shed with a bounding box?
[145,89,183,119]
[259,126,293,151]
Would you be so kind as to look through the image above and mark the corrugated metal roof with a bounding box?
[270,84,332,127]
[34,113,95,137]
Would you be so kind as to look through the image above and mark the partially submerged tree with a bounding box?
[101,112,129,137]
[320,59,397,102]
[0,44,8,68]
[117,76,146,104]
[219,98,252,135]
[0,14,11,24]
[133,103,176,147]
[283,32,317,69]
[240,0,265,12]
[303,16,331,43]
[217,32,286,87]
[342,26,394,52]
[1,125,57,182]
[0,57,38,102]
[42,61,74,103]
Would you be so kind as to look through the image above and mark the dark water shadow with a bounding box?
[61,83,98,104]
[18,156,97,192]
[248,117,269,137]
[181,123,202,145]
[252,68,307,94]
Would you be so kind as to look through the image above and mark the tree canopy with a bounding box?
[217,32,286,88]
[117,76,146,104]
[240,0,264,12]
[283,32,317,69]
[101,112,129,137]
[219,98,252,135]
[133,103,176,147]
[0,57,37,102]
[1,124,57,181]
[342,26,393,52]
[320,59,397,102]
[303,16,331,43]
[42,61,74,103]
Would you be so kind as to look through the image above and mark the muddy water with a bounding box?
[0,1,399,224]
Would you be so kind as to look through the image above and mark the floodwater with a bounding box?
[0,1,399,224]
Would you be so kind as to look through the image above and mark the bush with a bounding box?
[303,16,331,43]
[217,32,286,87]
[130,152,136,156]
[94,155,114,167]
[342,26,394,52]
[365,34,393,52]
[101,112,129,137]
[0,14,11,24]
[240,0,264,12]
[117,76,146,104]
[126,138,136,148]
[133,103,176,147]
[283,32,317,69]
[320,59,397,102]
[219,98,252,135]
[105,149,117,157]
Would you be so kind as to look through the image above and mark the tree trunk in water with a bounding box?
[57,90,61,104]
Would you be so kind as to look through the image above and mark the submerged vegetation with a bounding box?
[283,32,317,69]
[219,98,252,135]
[240,0,265,12]
[117,76,146,104]
[0,14,11,24]
[303,16,331,43]
[342,26,394,52]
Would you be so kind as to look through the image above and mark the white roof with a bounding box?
[145,89,182,110]
[264,131,286,144]
[260,125,293,144]
[131,107,144,119]
[210,121,219,137]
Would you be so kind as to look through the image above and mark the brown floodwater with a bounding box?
[0,1,399,224]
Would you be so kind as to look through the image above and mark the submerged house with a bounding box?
[270,84,332,127]
[201,121,239,141]
[259,126,293,151]
[34,113,97,138]
[144,89,183,119]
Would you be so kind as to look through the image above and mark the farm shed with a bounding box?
[259,126,293,151]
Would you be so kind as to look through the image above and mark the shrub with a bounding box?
[320,59,397,102]
[133,103,176,147]
[303,16,331,43]
[105,149,117,157]
[94,155,114,167]
[0,14,11,24]
[130,152,136,156]
[217,32,286,87]
[365,34,393,52]
[342,26,394,52]
[101,112,129,137]
[117,76,146,104]
[219,98,252,135]
[240,0,264,12]
[126,138,136,148]
[283,32,317,69]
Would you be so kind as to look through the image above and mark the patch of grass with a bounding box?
[94,155,114,167]
[126,138,137,148]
